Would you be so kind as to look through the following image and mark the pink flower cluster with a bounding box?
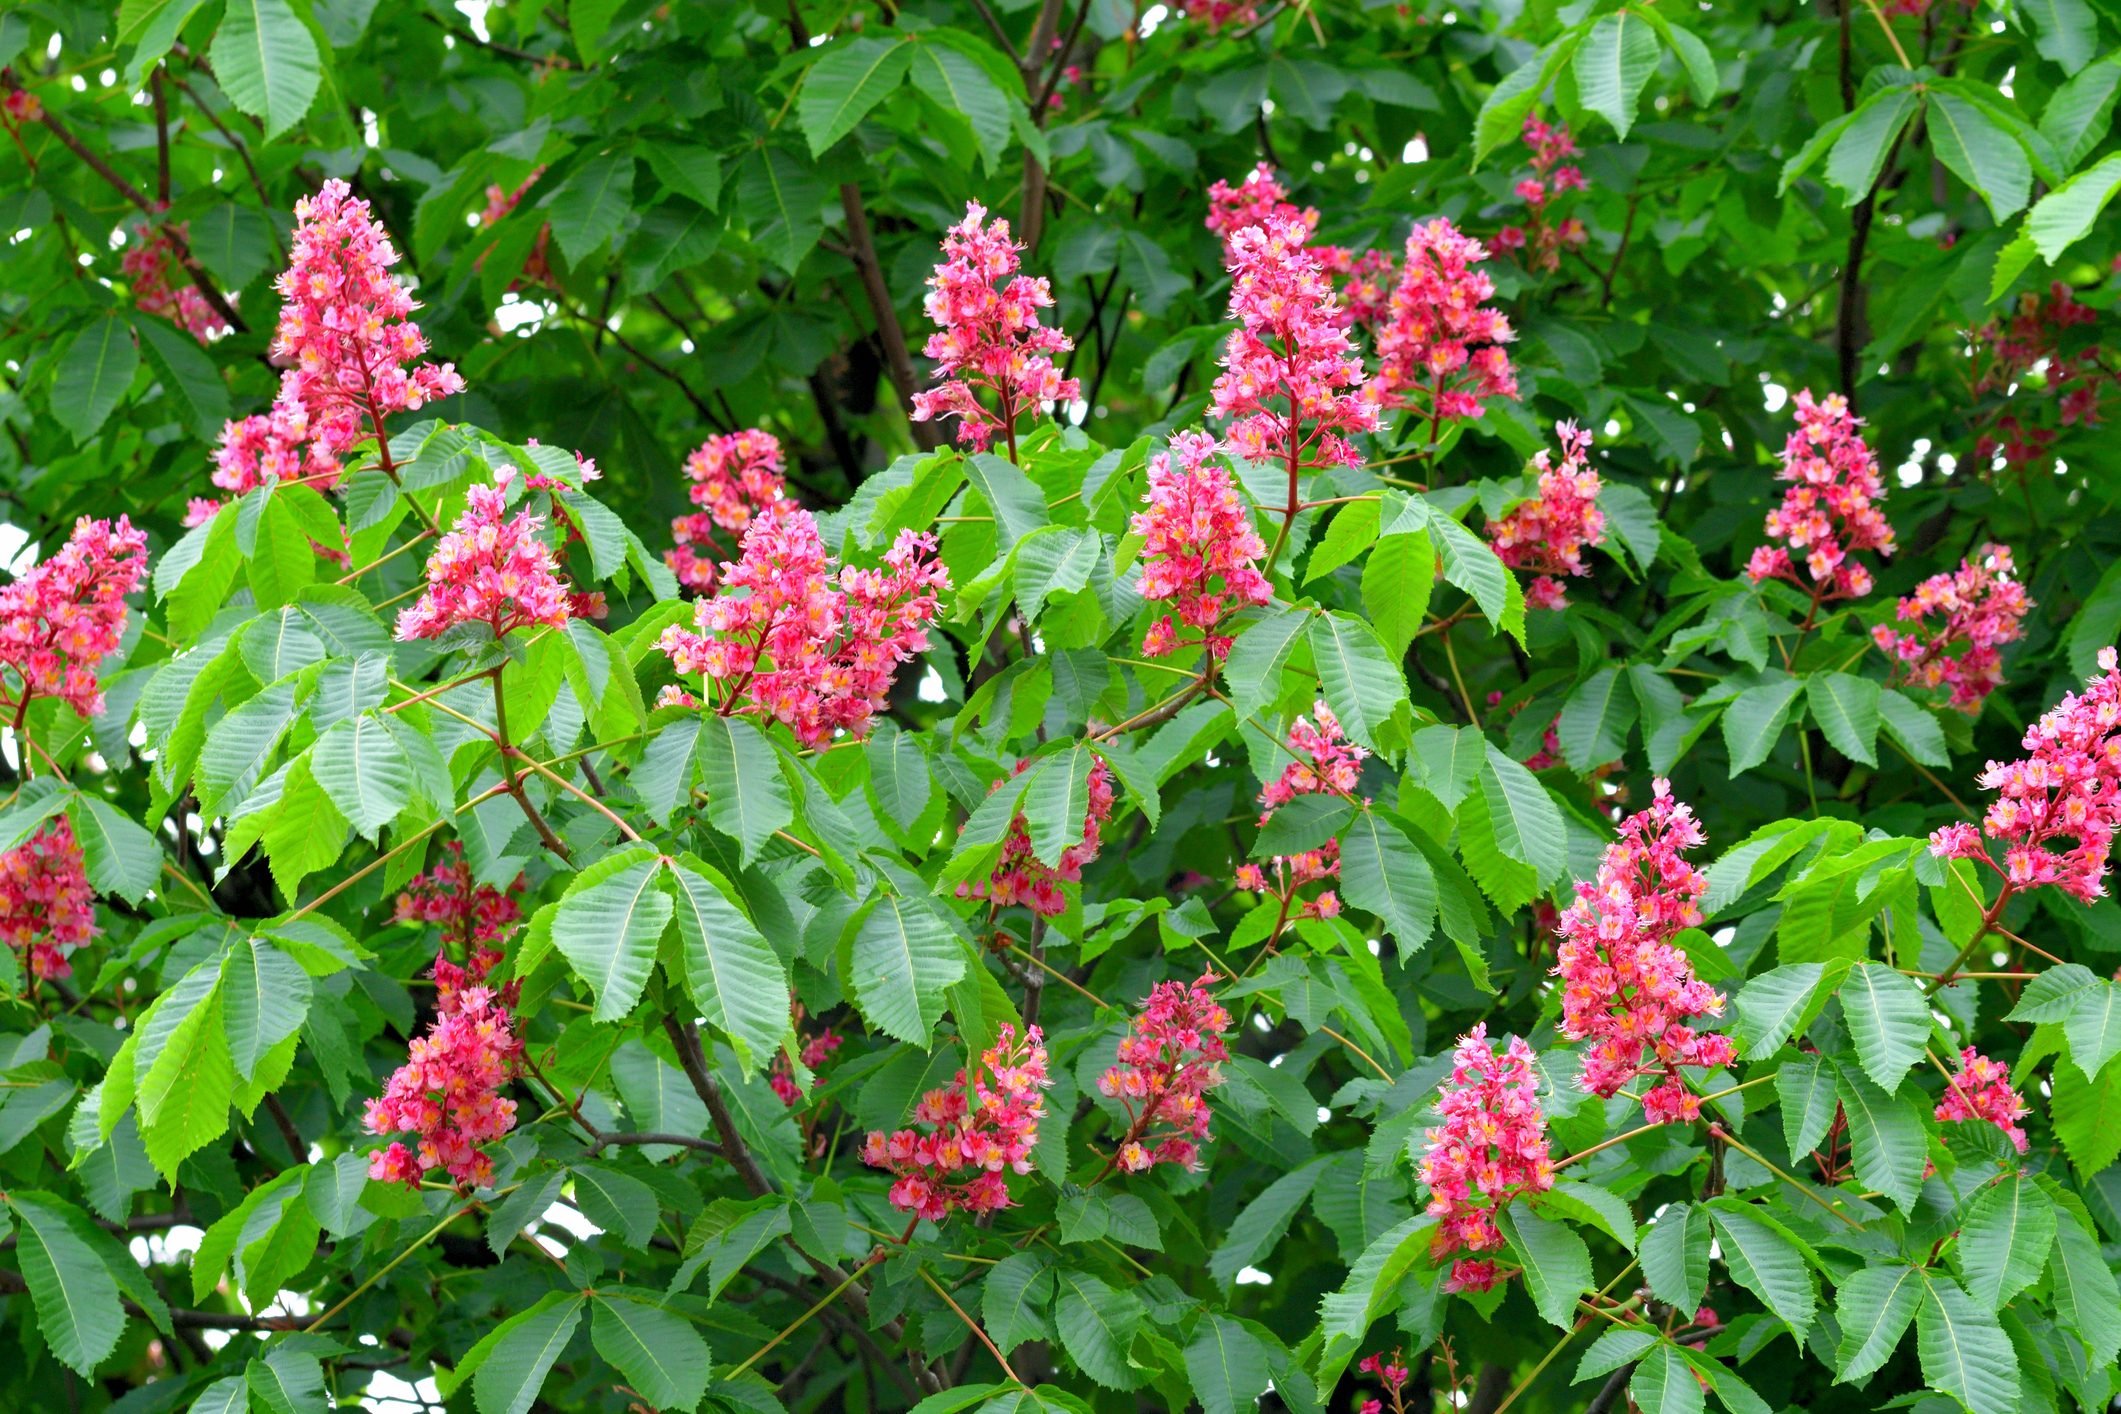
[1745,389,1895,602]
[189,398,342,529]
[1373,219,1519,429]
[1417,1024,1557,1293]
[1212,217,1379,474]
[654,508,948,748]
[271,178,464,474]
[1098,971,1231,1174]
[0,819,97,980]
[1356,1351,1412,1414]
[1204,163,1319,245]
[1969,281,2110,474]
[0,515,150,721]
[476,168,552,287]
[861,1024,1049,1220]
[2,89,40,127]
[1488,421,1606,610]
[1930,650,2121,902]
[1871,542,2030,711]
[396,840,526,968]
[957,756,1115,917]
[1552,780,1735,1123]
[667,429,790,592]
[1933,1046,2030,1153]
[1495,115,1589,273]
[910,203,1079,455]
[395,471,583,642]
[1130,431,1271,659]
[1179,0,1262,30]
[123,215,229,343]
[366,966,523,1189]
[770,1025,843,1106]
[1236,701,1368,921]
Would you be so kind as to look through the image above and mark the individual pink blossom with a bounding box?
[654,508,948,748]
[1204,164,1318,245]
[1097,971,1230,1174]
[1552,780,1735,1122]
[910,203,1079,457]
[1504,116,1591,274]
[1212,218,1380,477]
[861,1025,1049,1221]
[1871,543,2030,711]
[1356,1351,1413,1414]
[122,213,230,343]
[0,818,97,980]
[272,178,465,476]
[1418,1024,1557,1292]
[957,756,1115,917]
[667,429,791,592]
[3,89,41,126]
[396,840,526,969]
[395,470,581,642]
[1130,431,1271,659]
[771,1024,844,1107]
[366,966,523,1189]
[1372,219,1519,431]
[1744,389,1894,605]
[1929,649,2121,902]
[1237,701,1368,921]
[475,167,551,287]
[0,515,150,722]
[1933,1046,2029,1153]
[1489,421,1605,609]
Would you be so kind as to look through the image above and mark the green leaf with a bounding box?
[590,1292,713,1411]
[209,0,321,138]
[964,452,1052,549]
[1930,91,2034,221]
[1629,1343,1705,1414]
[219,937,311,1081]
[1572,9,1659,139]
[1224,606,1310,721]
[1835,1064,1926,1214]
[1429,506,1526,646]
[1183,1313,1271,1414]
[698,715,792,865]
[2047,1207,2121,1364]
[1338,807,1437,955]
[1825,87,1920,203]
[908,42,1010,164]
[1475,38,1576,166]
[2050,1056,2121,1173]
[1915,1274,2020,1414]
[471,1291,586,1414]
[1053,1269,1142,1389]
[1877,688,1949,766]
[137,985,235,1182]
[1709,1200,1816,1340]
[1208,1158,1328,1287]
[553,846,675,1023]
[1777,1054,1839,1160]
[1576,1328,1656,1382]
[1362,530,1435,660]
[130,311,230,438]
[1308,612,1408,755]
[1723,677,1802,777]
[2026,0,2098,73]
[1480,744,1565,884]
[846,895,965,1044]
[1834,1262,1923,1382]
[571,1163,659,1249]
[2063,978,2121,1079]
[247,1347,327,1414]
[1841,961,1928,1091]
[736,143,826,274]
[1024,742,1097,868]
[65,793,160,904]
[260,756,350,902]
[1536,1180,1637,1253]
[1640,1202,1710,1315]
[1499,1204,1593,1329]
[1305,497,1381,583]
[2040,54,2121,168]
[800,37,914,157]
[310,713,412,843]
[1558,666,1636,771]
[1956,1173,2054,1308]
[665,853,786,1071]
[984,1252,1056,1352]
[549,151,636,265]
[51,316,138,446]
[1805,672,1880,767]
[188,1377,249,1414]
[6,1192,125,1375]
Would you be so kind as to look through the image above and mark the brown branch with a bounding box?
[838,184,940,451]
[171,75,282,256]
[584,1130,724,1156]
[151,70,170,203]
[0,1270,302,1332]
[420,12,578,69]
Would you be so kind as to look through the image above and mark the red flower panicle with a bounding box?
[667,429,791,592]
[366,950,523,1189]
[1130,430,1271,659]
[1212,217,1379,475]
[1871,543,2030,711]
[1235,700,1368,921]
[654,508,948,748]
[1204,163,1319,245]
[910,202,1079,455]
[1929,649,2121,902]
[1097,972,1231,1174]
[1933,1047,2030,1153]
[1179,0,1262,31]
[0,818,97,980]
[273,178,465,474]
[1495,115,1589,273]
[1373,218,1519,430]
[1968,281,2111,475]
[1418,1024,1556,1293]
[396,841,526,971]
[476,168,552,287]
[196,398,340,530]
[122,215,229,344]
[1745,389,1894,603]
[1356,1350,1413,1414]
[861,1025,1049,1221]
[957,756,1115,918]
[0,515,150,721]
[1488,421,1606,610]
[770,1024,844,1107]
[1553,780,1735,1123]
[395,471,581,642]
